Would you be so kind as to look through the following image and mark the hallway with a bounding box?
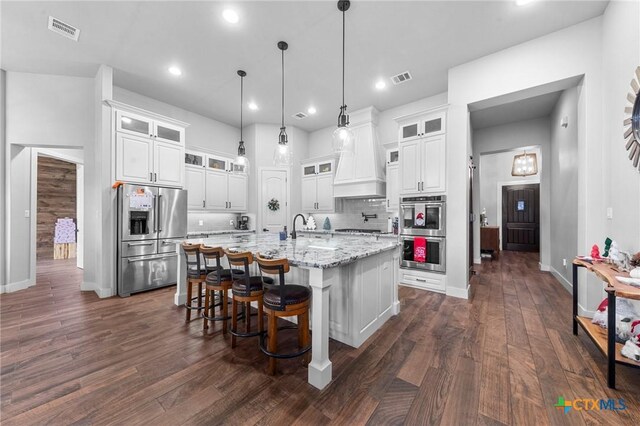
[1,252,638,425]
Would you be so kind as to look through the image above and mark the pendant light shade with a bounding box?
[273,41,293,167]
[332,0,355,155]
[235,70,250,175]
[511,151,538,177]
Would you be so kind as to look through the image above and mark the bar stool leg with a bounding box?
[203,287,210,330]
[258,299,264,334]
[267,312,278,375]
[222,288,228,334]
[246,302,251,333]
[231,297,238,348]
[185,280,193,322]
[197,282,203,309]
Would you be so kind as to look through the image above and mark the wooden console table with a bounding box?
[572,258,640,388]
[480,226,500,259]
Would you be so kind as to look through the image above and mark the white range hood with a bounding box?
[333,107,386,198]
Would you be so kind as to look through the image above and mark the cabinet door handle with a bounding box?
[229,202,231,209]
[150,172,153,181]
[202,200,205,208]
[387,200,390,208]
[416,278,427,282]
[417,181,420,191]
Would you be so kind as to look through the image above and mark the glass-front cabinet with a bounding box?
[185,152,205,167]
[117,111,152,138]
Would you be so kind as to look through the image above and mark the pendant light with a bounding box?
[235,70,250,175]
[332,0,355,155]
[273,41,293,167]
[511,150,538,177]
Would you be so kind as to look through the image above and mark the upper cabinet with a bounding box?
[396,107,447,195]
[385,148,400,212]
[184,149,248,212]
[397,109,446,143]
[111,102,188,188]
[301,159,339,213]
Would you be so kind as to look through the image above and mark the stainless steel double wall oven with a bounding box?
[399,195,446,273]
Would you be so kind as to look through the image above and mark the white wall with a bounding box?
[448,16,604,303]
[0,69,5,287]
[113,86,240,156]
[3,71,93,292]
[602,0,640,254]
[5,72,93,147]
[245,123,309,231]
[307,93,448,158]
[549,87,579,287]
[473,117,550,268]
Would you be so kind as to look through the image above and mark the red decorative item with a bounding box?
[414,237,427,263]
[591,244,601,259]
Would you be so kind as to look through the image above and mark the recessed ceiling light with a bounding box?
[223,9,239,24]
[375,80,386,90]
[168,66,182,76]
[248,102,258,111]
[307,106,317,115]
[515,0,535,6]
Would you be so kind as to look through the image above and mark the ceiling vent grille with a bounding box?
[48,16,80,41]
[293,112,308,120]
[391,71,412,85]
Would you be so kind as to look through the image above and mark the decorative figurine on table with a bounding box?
[306,215,317,230]
[323,217,331,231]
[591,244,602,260]
[603,237,613,257]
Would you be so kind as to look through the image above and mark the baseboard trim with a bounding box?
[550,266,572,293]
[474,258,482,265]
[578,304,596,318]
[1,279,34,293]
[81,281,114,298]
[539,263,550,272]
[446,285,470,300]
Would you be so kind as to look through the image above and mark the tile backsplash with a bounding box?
[309,198,395,232]
[187,212,256,232]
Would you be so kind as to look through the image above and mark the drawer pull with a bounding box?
[415,278,427,282]
[127,242,153,247]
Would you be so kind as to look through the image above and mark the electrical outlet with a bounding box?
[229,220,235,226]
[563,258,567,267]
[198,220,204,226]
[24,210,30,218]
[606,207,613,219]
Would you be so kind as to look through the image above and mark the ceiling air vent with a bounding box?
[391,71,412,85]
[48,16,80,41]
[293,112,308,120]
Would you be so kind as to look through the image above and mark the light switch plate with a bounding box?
[198,220,204,226]
[606,207,613,219]
[24,210,30,218]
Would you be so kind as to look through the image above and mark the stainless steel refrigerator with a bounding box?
[117,184,187,296]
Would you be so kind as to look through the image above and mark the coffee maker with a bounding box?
[237,215,249,230]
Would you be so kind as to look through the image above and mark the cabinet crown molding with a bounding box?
[105,100,190,128]
[393,104,449,124]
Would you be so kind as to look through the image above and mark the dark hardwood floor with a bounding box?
[1,254,639,425]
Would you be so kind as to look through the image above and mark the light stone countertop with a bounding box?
[186,229,255,237]
[172,233,399,269]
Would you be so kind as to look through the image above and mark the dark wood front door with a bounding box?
[502,184,540,252]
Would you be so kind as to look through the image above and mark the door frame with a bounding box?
[496,179,540,250]
[258,167,290,234]
[30,148,84,287]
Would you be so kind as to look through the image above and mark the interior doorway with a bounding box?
[32,149,84,287]
[501,183,540,252]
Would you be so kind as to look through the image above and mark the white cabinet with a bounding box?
[185,150,248,212]
[301,160,338,213]
[397,107,447,195]
[116,133,153,184]
[113,104,187,188]
[397,109,446,142]
[386,165,399,212]
[185,167,206,210]
[399,136,445,195]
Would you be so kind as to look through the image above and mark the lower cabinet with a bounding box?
[399,268,446,293]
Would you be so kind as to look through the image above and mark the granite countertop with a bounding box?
[173,233,399,269]
[186,229,255,237]
[298,229,399,239]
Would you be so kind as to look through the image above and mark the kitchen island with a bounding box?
[173,233,400,390]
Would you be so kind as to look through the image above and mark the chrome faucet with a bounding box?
[291,214,307,240]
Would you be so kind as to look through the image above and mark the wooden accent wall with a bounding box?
[37,156,77,259]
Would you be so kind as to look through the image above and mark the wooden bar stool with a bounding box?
[224,250,273,348]
[256,255,311,375]
[181,242,206,322]
[200,246,242,333]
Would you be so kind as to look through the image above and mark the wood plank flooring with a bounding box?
[1,253,639,425]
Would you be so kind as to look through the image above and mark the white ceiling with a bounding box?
[1,1,608,132]
[470,90,563,129]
